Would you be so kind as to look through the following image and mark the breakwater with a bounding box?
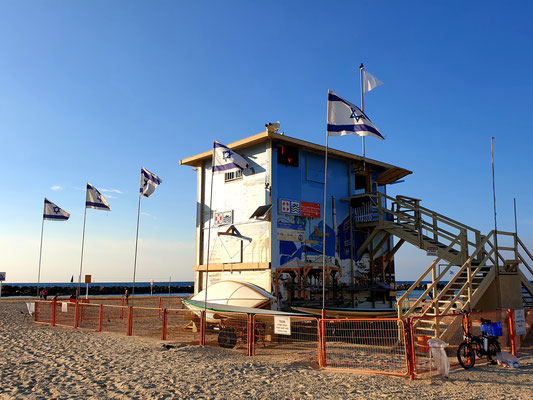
[0,284,194,297]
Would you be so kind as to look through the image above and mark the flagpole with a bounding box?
[360,63,365,159]
[36,216,45,297]
[77,206,87,300]
[131,193,142,306]
[322,100,331,312]
[204,142,216,314]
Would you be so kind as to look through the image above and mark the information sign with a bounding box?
[426,247,438,257]
[0,272,5,281]
[274,316,291,336]
[514,309,526,335]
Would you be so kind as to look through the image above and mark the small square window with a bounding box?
[224,170,243,182]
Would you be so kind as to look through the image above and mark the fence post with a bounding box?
[121,298,125,319]
[158,297,163,317]
[161,308,168,341]
[405,318,415,380]
[34,301,38,322]
[200,311,206,346]
[73,301,79,329]
[127,306,133,336]
[319,318,327,368]
[251,314,256,357]
[51,299,57,327]
[247,314,253,356]
[98,304,103,332]
[508,309,516,356]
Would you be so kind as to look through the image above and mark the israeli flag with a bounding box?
[327,90,384,140]
[140,167,162,197]
[86,183,111,211]
[213,141,249,173]
[43,198,70,221]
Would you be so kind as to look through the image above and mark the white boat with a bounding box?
[184,280,274,322]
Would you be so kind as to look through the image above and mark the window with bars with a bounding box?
[224,170,243,182]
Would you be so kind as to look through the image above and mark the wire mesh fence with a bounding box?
[322,318,410,376]
[164,309,202,344]
[253,315,319,363]
[203,312,250,355]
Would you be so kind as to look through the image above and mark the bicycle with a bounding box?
[457,313,501,369]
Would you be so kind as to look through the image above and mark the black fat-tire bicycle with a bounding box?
[457,316,501,369]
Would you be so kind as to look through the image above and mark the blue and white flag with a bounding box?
[140,167,162,197]
[363,70,384,94]
[327,90,384,140]
[85,183,111,211]
[43,198,70,221]
[213,141,249,173]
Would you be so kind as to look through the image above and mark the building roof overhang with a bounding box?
[179,131,412,184]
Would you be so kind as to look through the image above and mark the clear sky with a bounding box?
[1,0,533,283]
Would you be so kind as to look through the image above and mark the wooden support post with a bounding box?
[161,308,168,341]
[433,216,438,242]
[467,261,472,305]
[51,299,57,327]
[127,306,133,336]
[98,304,103,332]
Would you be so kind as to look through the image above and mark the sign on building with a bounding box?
[214,210,233,226]
[514,309,526,335]
[277,222,305,242]
[279,198,320,218]
[274,316,291,335]
[426,246,438,257]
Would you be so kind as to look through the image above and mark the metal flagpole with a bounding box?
[322,100,331,312]
[491,137,499,271]
[204,142,216,314]
[514,198,518,236]
[36,216,45,297]
[77,206,88,300]
[360,63,365,159]
[131,193,142,306]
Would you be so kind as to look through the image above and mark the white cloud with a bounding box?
[51,185,63,191]
[100,188,123,194]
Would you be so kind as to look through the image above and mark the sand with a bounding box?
[1,300,532,400]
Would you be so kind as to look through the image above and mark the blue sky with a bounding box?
[1,1,533,283]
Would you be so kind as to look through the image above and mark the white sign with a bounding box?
[274,316,291,336]
[0,272,5,281]
[426,247,438,257]
[214,210,233,226]
[514,309,526,335]
[61,302,68,313]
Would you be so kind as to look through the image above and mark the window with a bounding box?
[277,144,299,167]
[224,170,243,182]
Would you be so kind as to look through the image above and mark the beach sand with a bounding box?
[1,300,532,400]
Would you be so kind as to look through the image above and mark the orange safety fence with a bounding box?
[203,312,250,355]
[253,315,319,364]
[321,318,410,377]
[163,308,202,344]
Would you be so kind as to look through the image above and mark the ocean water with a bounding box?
[6,281,194,288]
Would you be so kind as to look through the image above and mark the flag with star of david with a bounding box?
[140,167,162,197]
[43,198,70,221]
[85,183,110,211]
[327,90,384,140]
[213,141,249,173]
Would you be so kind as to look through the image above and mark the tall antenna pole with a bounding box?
[491,137,499,272]
[131,193,142,306]
[36,216,45,297]
[360,63,365,158]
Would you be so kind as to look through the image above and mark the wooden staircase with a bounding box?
[351,193,533,339]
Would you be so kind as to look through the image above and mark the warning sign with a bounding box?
[300,201,321,218]
[84,275,92,284]
[514,309,526,335]
[426,246,438,257]
[274,316,291,336]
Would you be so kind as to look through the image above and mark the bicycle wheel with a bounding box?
[487,340,501,365]
[457,342,476,369]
